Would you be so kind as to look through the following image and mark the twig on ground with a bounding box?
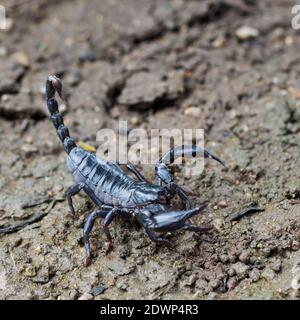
[228,203,264,221]
[0,197,64,234]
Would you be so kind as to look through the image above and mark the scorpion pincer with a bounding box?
[45,75,225,265]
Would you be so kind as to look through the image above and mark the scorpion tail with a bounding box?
[45,75,76,154]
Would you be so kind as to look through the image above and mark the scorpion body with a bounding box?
[45,75,224,265]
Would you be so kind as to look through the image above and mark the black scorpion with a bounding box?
[45,75,224,265]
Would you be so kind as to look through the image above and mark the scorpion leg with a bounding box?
[83,209,109,266]
[102,208,118,255]
[167,183,191,209]
[126,162,150,183]
[100,204,114,210]
[114,161,149,182]
[67,183,84,215]
[144,227,173,247]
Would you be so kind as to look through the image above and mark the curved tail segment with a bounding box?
[45,75,76,154]
[159,145,225,167]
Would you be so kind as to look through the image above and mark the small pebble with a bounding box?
[79,51,96,62]
[136,257,144,266]
[227,277,238,290]
[235,26,259,40]
[34,246,42,255]
[270,259,282,273]
[285,36,294,46]
[218,200,227,208]
[210,279,221,290]
[219,254,229,263]
[291,275,300,291]
[89,286,107,297]
[212,36,226,48]
[213,218,223,232]
[78,293,94,300]
[111,106,121,118]
[222,212,228,218]
[130,116,140,125]
[249,268,260,282]
[21,144,38,157]
[26,292,35,300]
[186,274,198,286]
[227,268,236,277]
[232,262,249,275]
[228,253,237,264]
[184,106,201,117]
[261,247,272,257]
[1,94,10,102]
[261,267,275,280]
[12,52,30,67]
[292,241,300,251]
[0,47,7,57]
[116,281,128,291]
[24,266,37,278]
[239,250,250,264]
[195,279,209,294]
[207,292,217,300]
[250,240,257,249]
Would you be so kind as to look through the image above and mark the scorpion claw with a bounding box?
[150,203,208,233]
[140,203,209,246]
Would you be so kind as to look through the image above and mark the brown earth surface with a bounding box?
[0,0,300,300]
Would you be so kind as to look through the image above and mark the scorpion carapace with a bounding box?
[46,75,224,265]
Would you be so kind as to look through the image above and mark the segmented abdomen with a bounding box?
[67,147,164,208]
[67,148,137,207]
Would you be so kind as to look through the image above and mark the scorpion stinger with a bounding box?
[45,75,224,265]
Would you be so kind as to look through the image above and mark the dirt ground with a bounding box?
[0,0,300,300]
